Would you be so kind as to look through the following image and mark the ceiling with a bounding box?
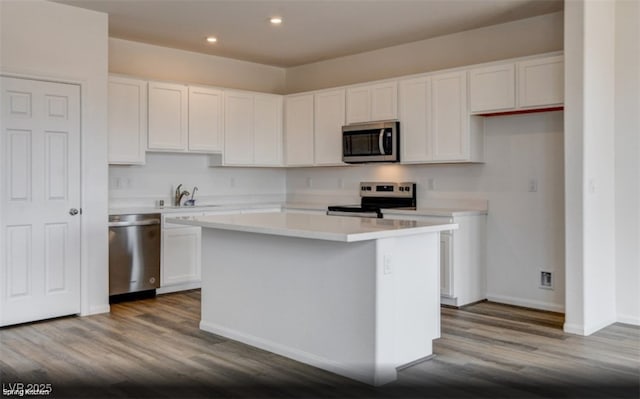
[53,0,563,68]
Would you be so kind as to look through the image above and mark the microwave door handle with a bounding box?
[379,129,385,155]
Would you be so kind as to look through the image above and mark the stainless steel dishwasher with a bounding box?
[108,214,161,296]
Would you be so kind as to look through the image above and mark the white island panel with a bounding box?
[199,228,440,386]
[167,212,455,386]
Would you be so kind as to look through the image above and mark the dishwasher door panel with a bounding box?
[109,215,161,296]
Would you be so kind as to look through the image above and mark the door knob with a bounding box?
[69,208,79,216]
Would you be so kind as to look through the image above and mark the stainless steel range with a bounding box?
[327,182,416,218]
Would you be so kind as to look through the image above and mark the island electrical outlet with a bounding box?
[383,255,393,275]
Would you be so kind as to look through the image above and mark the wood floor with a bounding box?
[1,290,638,398]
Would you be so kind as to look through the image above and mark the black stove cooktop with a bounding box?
[327,182,416,218]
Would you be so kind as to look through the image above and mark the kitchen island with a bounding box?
[167,212,457,386]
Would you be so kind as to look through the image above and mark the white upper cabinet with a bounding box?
[188,86,223,153]
[314,89,346,165]
[518,55,564,108]
[148,81,188,151]
[346,86,370,124]
[253,94,283,166]
[400,72,482,164]
[224,90,283,166]
[469,64,516,113]
[468,54,564,114]
[108,76,147,164]
[284,94,315,166]
[370,82,398,121]
[431,71,470,161]
[346,81,397,124]
[399,76,431,163]
[224,90,254,165]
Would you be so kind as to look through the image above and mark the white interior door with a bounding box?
[0,77,81,326]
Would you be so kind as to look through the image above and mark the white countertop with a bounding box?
[383,207,488,217]
[166,212,457,242]
[108,203,282,215]
[108,201,487,218]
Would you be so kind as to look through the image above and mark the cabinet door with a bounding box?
[518,55,564,108]
[284,94,315,166]
[162,227,202,286]
[399,76,431,162]
[431,71,469,161]
[224,91,254,165]
[440,233,453,298]
[346,86,370,124]
[254,94,283,166]
[314,89,345,165]
[148,81,188,151]
[370,82,398,121]
[469,64,516,113]
[188,86,223,153]
[108,77,147,164]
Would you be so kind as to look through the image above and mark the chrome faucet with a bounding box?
[174,184,190,207]
[184,186,198,206]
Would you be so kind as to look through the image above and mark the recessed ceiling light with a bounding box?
[270,17,283,25]
[206,36,217,43]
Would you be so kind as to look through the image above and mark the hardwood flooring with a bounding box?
[1,291,638,398]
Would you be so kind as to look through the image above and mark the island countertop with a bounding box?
[166,212,457,242]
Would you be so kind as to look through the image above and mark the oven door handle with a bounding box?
[378,129,386,155]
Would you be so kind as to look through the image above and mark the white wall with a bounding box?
[109,153,285,208]
[0,0,109,315]
[287,112,565,311]
[285,12,563,93]
[109,38,287,94]
[614,0,640,325]
[564,0,617,335]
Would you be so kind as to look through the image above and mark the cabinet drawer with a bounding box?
[162,212,203,229]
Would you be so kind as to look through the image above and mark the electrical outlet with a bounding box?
[528,178,538,192]
[427,178,436,190]
[383,255,393,275]
[306,177,313,188]
[539,271,553,289]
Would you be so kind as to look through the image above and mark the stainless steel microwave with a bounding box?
[342,121,399,163]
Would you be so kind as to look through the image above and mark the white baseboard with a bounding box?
[83,304,110,316]
[157,281,201,295]
[199,320,385,386]
[486,293,564,313]
[440,295,459,307]
[617,314,640,326]
[563,323,586,335]
[564,317,618,336]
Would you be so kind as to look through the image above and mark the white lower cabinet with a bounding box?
[161,227,202,289]
[385,213,486,307]
[159,213,202,294]
[158,207,282,294]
